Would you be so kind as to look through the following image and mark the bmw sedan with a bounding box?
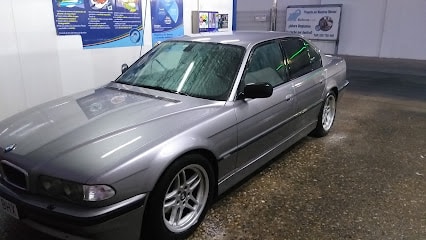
[0,31,348,240]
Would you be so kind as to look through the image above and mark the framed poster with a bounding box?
[217,14,229,31]
[198,11,219,33]
[151,0,184,45]
[285,4,342,41]
[52,0,144,49]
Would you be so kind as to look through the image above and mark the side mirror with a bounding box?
[121,63,129,74]
[241,82,273,99]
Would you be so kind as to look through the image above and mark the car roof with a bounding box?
[168,31,301,48]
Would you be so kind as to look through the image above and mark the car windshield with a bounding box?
[116,41,245,101]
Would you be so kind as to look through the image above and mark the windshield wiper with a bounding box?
[139,85,190,97]
[175,91,190,97]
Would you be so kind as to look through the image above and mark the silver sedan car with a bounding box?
[0,31,348,240]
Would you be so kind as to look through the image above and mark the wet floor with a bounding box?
[190,92,426,240]
[1,57,426,239]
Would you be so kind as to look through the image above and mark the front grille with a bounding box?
[1,160,28,190]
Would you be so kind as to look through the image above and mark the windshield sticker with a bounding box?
[77,88,145,119]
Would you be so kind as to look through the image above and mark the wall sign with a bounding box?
[52,0,144,49]
[151,0,184,45]
[218,14,229,31]
[198,11,219,32]
[285,4,342,41]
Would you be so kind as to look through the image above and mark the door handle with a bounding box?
[285,94,293,101]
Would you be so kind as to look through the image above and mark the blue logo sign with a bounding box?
[129,29,142,43]
[288,9,301,21]
[57,0,84,8]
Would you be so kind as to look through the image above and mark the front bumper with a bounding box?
[0,181,147,240]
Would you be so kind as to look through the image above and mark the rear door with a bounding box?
[280,38,325,128]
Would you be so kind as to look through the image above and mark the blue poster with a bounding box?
[151,0,184,45]
[52,0,144,49]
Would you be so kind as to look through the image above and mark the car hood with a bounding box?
[0,83,225,182]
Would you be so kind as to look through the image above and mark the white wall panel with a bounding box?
[380,0,426,60]
[183,0,202,35]
[198,0,233,13]
[12,1,63,107]
[237,0,274,11]
[236,0,320,12]
[56,35,95,95]
[0,0,27,120]
[89,47,143,87]
[321,0,387,57]
[278,0,321,11]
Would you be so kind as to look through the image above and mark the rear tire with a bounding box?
[142,154,214,240]
[311,91,337,137]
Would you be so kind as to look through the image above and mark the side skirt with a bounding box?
[217,121,317,195]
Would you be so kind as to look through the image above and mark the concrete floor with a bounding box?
[1,57,426,239]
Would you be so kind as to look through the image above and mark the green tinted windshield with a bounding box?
[116,41,245,101]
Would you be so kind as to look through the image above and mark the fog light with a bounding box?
[42,180,52,190]
[63,183,84,201]
[40,176,63,195]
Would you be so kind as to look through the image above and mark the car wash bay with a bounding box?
[1,56,426,239]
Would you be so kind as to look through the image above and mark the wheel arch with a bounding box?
[161,148,219,198]
[330,86,338,100]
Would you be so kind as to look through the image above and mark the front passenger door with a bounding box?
[235,41,296,168]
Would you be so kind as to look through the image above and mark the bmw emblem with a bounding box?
[4,144,16,153]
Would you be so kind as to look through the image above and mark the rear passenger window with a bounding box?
[306,44,322,70]
[281,38,311,79]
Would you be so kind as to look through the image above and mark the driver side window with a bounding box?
[242,42,287,87]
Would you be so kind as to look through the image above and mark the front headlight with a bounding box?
[83,185,115,202]
[39,175,115,202]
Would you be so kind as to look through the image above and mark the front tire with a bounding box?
[142,154,214,240]
[311,91,337,137]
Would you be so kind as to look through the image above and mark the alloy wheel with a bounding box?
[162,164,209,233]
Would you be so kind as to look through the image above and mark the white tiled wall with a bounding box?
[0,0,27,119]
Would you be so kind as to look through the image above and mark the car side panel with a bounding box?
[234,82,296,170]
[291,68,326,129]
[322,55,348,98]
